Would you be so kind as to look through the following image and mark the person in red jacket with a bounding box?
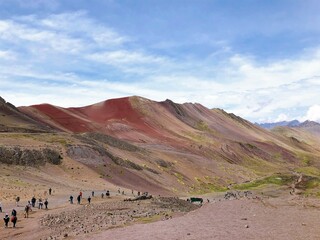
[11,209,17,228]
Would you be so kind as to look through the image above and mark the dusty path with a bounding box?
[79,196,320,240]
[0,190,124,239]
[1,191,320,240]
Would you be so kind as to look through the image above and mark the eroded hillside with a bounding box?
[0,96,319,196]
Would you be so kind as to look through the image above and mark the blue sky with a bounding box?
[0,0,320,123]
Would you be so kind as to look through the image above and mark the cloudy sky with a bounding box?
[0,0,319,123]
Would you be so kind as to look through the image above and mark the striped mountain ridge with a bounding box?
[19,96,278,142]
[0,95,319,194]
[19,95,320,161]
[0,96,52,132]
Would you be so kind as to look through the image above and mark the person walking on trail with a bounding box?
[15,196,20,207]
[31,196,36,208]
[0,201,2,212]
[27,201,32,210]
[11,209,17,217]
[79,191,82,199]
[92,191,94,197]
[69,195,74,204]
[49,188,52,195]
[11,209,17,228]
[3,213,9,227]
[24,204,31,218]
[38,198,43,209]
[11,215,17,228]
[101,193,104,198]
[44,199,48,209]
[87,196,91,204]
[77,195,81,204]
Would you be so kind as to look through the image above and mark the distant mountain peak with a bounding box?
[298,120,320,128]
[256,120,300,129]
[257,119,320,130]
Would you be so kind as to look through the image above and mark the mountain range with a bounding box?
[1,96,320,195]
[256,120,301,129]
[256,120,320,130]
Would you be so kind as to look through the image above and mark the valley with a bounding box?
[1,96,320,239]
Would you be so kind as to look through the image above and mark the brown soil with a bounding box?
[1,96,320,240]
[80,195,320,240]
[1,192,320,240]
[0,193,198,240]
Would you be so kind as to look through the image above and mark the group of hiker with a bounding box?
[24,198,49,218]
[29,196,49,210]
[2,188,51,228]
[69,190,111,205]
[2,187,136,229]
[101,190,110,198]
[3,209,17,228]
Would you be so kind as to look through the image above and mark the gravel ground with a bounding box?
[39,197,199,239]
[78,195,320,240]
[2,193,320,240]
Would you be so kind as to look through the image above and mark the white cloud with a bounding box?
[38,12,128,46]
[226,51,320,91]
[275,113,289,122]
[0,20,10,31]
[302,105,320,122]
[217,50,320,122]
[0,50,16,60]
[88,50,166,65]
[1,12,128,55]
[0,11,320,124]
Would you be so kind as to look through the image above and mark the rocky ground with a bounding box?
[1,188,320,240]
[39,196,199,239]
[0,193,199,240]
[79,194,320,240]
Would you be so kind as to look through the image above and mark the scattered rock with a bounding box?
[40,197,198,239]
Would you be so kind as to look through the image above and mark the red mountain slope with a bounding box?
[20,97,163,139]
[17,96,320,194]
[19,96,317,161]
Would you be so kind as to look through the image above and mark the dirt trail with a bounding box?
[81,196,320,240]
[0,190,124,240]
[1,190,320,240]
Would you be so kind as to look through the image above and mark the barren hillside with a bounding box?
[1,96,320,239]
[11,96,320,195]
